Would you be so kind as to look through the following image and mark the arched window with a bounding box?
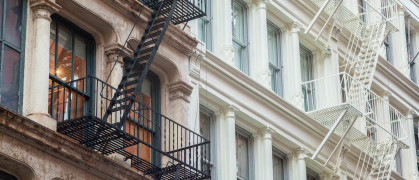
[0,0,26,112]
[0,170,17,180]
[48,15,95,121]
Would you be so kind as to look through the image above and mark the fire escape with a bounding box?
[301,0,408,179]
[50,0,209,179]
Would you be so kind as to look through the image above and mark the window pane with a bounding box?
[0,0,4,37]
[5,0,22,48]
[268,26,278,65]
[236,132,249,180]
[74,35,86,80]
[300,50,310,82]
[1,46,20,111]
[50,22,56,75]
[198,18,206,43]
[232,2,244,42]
[270,66,276,91]
[57,26,73,82]
[233,41,242,70]
[273,154,284,180]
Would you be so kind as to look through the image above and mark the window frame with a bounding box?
[199,105,217,179]
[197,0,212,51]
[0,169,17,180]
[300,44,315,111]
[306,167,320,180]
[232,0,249,75]
[384,34,393,64]
[272,148,287,180]
[0,0,27,113]
[267,21,283,96]
[48,15,96,121]
[235,126,253,180]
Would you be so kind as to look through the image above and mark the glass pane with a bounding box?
[236,132,249,180]
[300,50,310,82]
[267,26,278,65]
[1,46,20,111]
[0,0,4,37]
[57,26,73,82]
[200,112,211,140]
[233,41,242,71]
[270,66,276,91]
[74,35,87,80]
[232,2,244,42]
[49,22,56,75]
[69,92,85,119]
[198,18,206,43]
[273,154,284,180]
[5,0,22,48]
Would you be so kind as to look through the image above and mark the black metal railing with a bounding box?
[49,76,211,179]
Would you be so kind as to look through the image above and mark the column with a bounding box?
[261,127,274,180]
[319,172,334,180]
[283,23,304,109]
[212,0,234,65]
[392,7,410,77]
[252,0,270,88]
[220,105,238,180]
[402,110,419,179]
[26,0,61,130]
[294,148,307,180]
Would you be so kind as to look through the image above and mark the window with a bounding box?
[48,15,95,122]
[406,26,417,83]
[415,119,419,169]
[0,170,17,180]
[200,106,216,179]
[358,0,366,22]
[384,34,393,64]
[268,22,283,96]
[306,168,319,180]
[232,0,248,74]
[236,127,251,180]
[197,0,212,51]
[300,45,315,111]
[0,0,26,112]
[273,149,286,180]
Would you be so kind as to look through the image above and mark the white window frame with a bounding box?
[267,21,283,97]
[197,0,212,51]
[272,148,288,180]
[235,126,253,180]
[199,105,217,179]
[232,0,249,75]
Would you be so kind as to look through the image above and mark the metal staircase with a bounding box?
[51,0,209,179]
[300,0,409,179]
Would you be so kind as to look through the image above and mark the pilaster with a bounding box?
[294,147,308,180]
[403,109,419,179]
[104,43,132,87]
[220,105,239,180]
[392,7,410,77]
[25,0,61,130]
[213,0,234,65]
[252,0,270,88]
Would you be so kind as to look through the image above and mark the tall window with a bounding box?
[197,0,212,51]
[0,0,25,112]
[200,106,216,179]
[236,127,251,180]
[268,22,283,96]
[273,149,286,180]
[406,27,417,83]
[358,0,366,22]
[0,170,17,180]
[384,34,393,64]
[48,15,95,121]
[232,0,248,74]
[300,45,315,111]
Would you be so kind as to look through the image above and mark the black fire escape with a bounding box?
[51,0,209,179]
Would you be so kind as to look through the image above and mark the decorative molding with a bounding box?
[331,24,342,41]
[168,81,193,103]
[189,52,204,80]
[287,22,302,33]
[222,45,235,66]
[258,68,271,88]
[30,0,61,21]
[221,105,239,119]
[258,127,275,140]
[104,43,133,64]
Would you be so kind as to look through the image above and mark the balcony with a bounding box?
[301,73,408,150]
[139,0,207,25]
[49,76,210,179]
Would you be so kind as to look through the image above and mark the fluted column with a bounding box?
[402,110,419,179]
[283,23,304,109]
[26,0,61,130]
[213,0,234,65]
[253,0,270,88]
[294,148,307,180]
[392,7,410,77]
[220,105,239,180]
[261,127,274,180]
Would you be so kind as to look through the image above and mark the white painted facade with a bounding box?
[1,0,419,179]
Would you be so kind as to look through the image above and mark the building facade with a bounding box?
[0,0,419,180]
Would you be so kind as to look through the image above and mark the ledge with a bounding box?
[0,106,147,180]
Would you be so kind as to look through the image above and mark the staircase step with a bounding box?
[141,47,155,54]
[143,39,156,47]
[147,31,162,39]
[148,18,166,26]
[150,23,165,32]
[122,72,142,80]
[109,105,127,112]
[124,88,136,94]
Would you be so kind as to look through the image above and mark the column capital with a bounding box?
[382,90,392,100]
[104,43,133,64]
[287,22,302,33]
[168,81,193,103]
[293,147,308,160]
[221,105,239,118]
[30,0,61,21]
[407,109,416,118]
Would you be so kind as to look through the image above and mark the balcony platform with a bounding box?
[57,115,140,155]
